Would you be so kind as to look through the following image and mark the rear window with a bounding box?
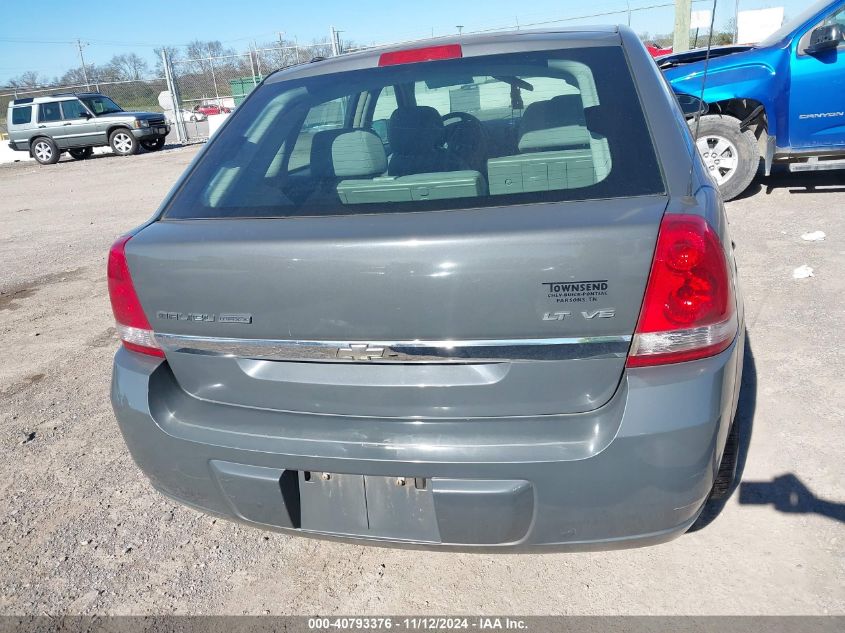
[164,46,664,220]
[12,106,32,125]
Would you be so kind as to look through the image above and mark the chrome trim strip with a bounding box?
[155,333,632,363]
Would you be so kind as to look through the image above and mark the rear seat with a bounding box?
[487,95,610,194]
[329,129,487,205]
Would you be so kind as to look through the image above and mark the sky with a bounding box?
[0,0,813,84]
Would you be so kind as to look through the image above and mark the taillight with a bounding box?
[627,214,736,367]
[107,235,163,358]
[378,44,462,66]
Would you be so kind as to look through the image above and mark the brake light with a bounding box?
[378,44,462,66]
[627,214,736,367]
[107,235,163,358]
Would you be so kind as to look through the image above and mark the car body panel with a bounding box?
[110,27,745,549]
[661,0,845,154]
[111,328,744,549]
[128,195,667,418]
[195,103,231,116]
[645,43,673,58]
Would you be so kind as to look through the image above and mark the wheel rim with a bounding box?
[34,141,52,162]
[696,135,739,186]
[113,132,133,154]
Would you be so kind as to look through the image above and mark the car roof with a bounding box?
[10,92,105,106]
[266,26,623,84]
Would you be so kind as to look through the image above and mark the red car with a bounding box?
[645,42,673,57]
[193,103,232,116]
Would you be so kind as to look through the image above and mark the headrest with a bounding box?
[310,129,347,178]
[388,106,444,154]
[518,95,590,152]
[330,129,387,178]
[550,94,586,119]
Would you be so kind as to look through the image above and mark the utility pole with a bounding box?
[734,0,741,43]
[161,48,186,144]
[673,0,692,53]
[252,40,262,80]
[330,26,340,56]
[76,39,91,91]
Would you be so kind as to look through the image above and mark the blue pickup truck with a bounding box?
[660,0,845,200]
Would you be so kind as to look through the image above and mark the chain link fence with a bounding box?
[166,41,334,142]
[0,40,334,142]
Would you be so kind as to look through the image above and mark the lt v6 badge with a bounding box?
[542,309,615,321]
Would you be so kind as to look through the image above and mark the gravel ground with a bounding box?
[0,148,843,615]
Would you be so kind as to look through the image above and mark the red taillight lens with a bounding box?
[627,214,736,367]
[378,44,462,66]
[107,235,163,358]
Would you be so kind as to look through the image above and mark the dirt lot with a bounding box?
[0,148,843,615]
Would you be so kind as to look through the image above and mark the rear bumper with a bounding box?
[111,333,744,550]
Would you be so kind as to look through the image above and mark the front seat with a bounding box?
[387,106,454,176]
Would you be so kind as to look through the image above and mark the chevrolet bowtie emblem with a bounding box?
[337,344,387,361]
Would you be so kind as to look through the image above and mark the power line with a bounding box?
[467,0,711,34]
[0,37,75,45]
[0,32,285,48]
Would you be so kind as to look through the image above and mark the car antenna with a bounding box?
[688,0,719,197]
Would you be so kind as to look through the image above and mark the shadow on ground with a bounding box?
[689,334,845,528]
[736,166,845,199]
[739,474,845,524]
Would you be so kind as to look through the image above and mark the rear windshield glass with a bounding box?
[164,46,664,219]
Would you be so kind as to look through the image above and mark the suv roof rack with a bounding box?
[11,97,35,105]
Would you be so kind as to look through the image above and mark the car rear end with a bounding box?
[110,27,744,550]
[6,99,36,153]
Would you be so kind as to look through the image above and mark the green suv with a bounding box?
[6,93,170,165]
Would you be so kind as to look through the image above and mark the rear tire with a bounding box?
[69,147,93,160]
[31,137,60,165]
[140,137,165,152]
[109,128,140,156]
[693,115,759,201]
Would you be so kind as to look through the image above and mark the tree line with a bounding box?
[638,19,740,49]
[3,37,338,92]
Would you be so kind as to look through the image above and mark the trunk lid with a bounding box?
[128,197,665,418]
